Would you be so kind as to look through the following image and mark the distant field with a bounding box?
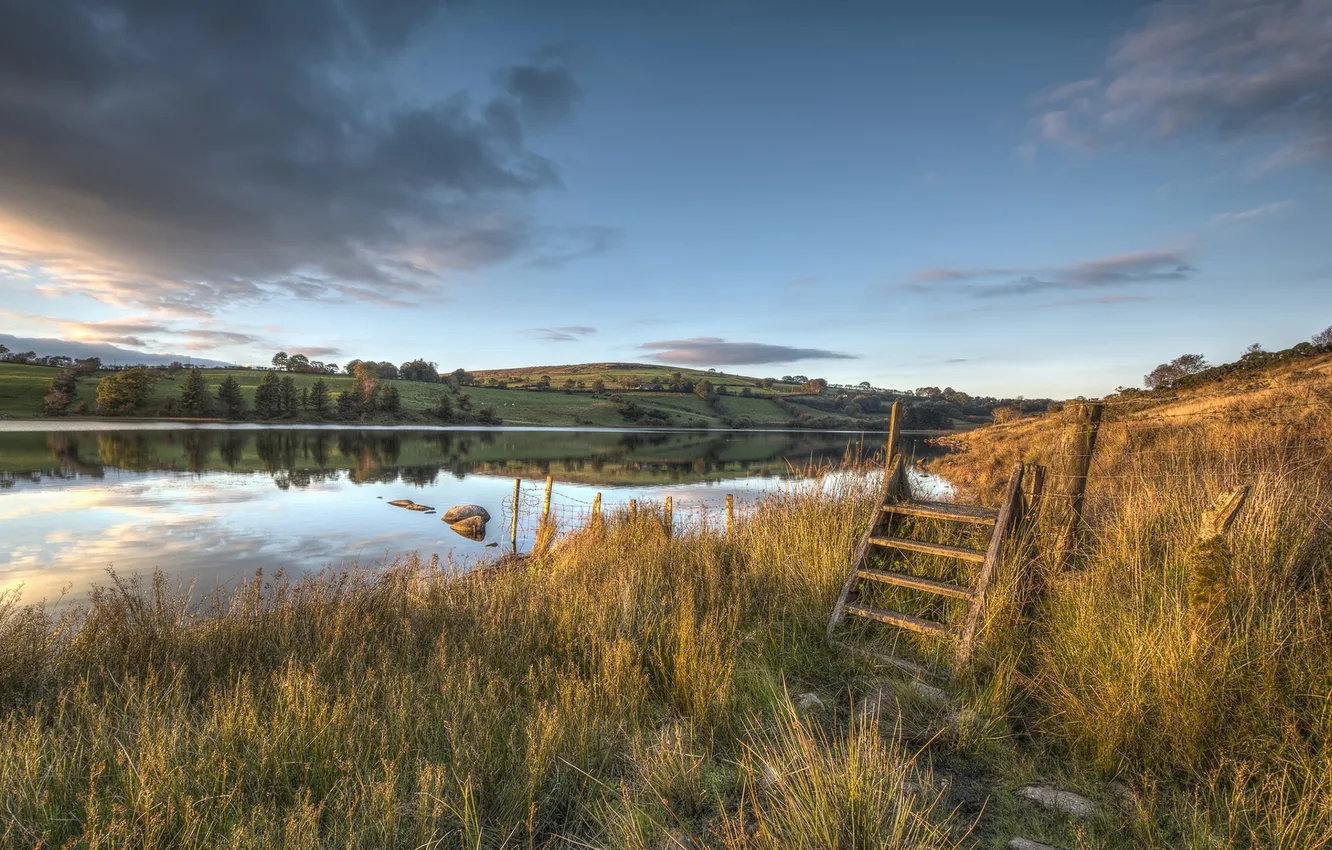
[0,363,892,430]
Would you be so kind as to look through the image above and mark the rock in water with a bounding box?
[443,504,491,523]
[388,499,415,508]
[449,515,486,539]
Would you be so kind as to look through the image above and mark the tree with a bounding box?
[271,352,289,370]
[535,375,551,390]
[380,383,401,413]
[286,353,311,372]
[1144,353,1210,389]
[1242,343,1265,359]
[44,369,81,415]
[563,378,576,391]
[591,379,605,394]
[802,378,828,394]
[343,359,363,376]
[216,376,246,419]
[858,381,872,391]
[95,368,155,414]
[353,362,379,406]
[279,376,298,416]
[399,359,440,382]
[477,405,501,425]
[308,379,329,415]
[450,368,474,386]
[759,377,774,390]
[254,372,282,418]
[335,390,360,419]
[695,379,714,399]
[376,361,399,380]
[178,368,212,416]
[1313,326,1332,349]
[432,392,454,421]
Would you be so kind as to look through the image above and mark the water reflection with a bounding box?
[2,427,891,488]
[0,426,947,604]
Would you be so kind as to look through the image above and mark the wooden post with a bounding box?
[1046,402,1103,570]
[1188,485,1249,648]
[541,476,553,524]
[592,492,602,530]
[885,399,901,467]
[725,494,735,536]
[510,477,521,553]
[629,499,637,520]
[664,496,673,538]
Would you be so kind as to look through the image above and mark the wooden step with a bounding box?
[842,602,954,637]
[855,568,975,600]
[885,500,998,525]
[869,536,986,563]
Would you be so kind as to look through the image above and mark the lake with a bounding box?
[0,423,947,602]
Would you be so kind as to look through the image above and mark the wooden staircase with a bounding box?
[828,453,1026,676]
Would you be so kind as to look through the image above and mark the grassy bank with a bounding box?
[0,363,886,430]
[3,356,1328,847]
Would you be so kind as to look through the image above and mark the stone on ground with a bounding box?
[1016,785,1098,821]
[1007,839,1066,850]
[793,692,824,711]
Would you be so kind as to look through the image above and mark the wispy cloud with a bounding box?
[1026,0,1332,170]
[1209,200,1293,224]
[533,325,597,342]
[910,248,1194,299]
[640,337,856,366]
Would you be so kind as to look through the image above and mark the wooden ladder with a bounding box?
[828,454,1026,676]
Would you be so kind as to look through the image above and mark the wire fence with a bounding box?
[496,476,762,554]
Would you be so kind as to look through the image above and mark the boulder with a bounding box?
[792,692,824,711]
[1015,785,1098,821]
[448,515,486,540]
[443,504,491,523]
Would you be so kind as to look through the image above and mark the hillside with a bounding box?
[0,363,904,430]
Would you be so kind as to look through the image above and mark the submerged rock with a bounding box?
[388,499,415,508]
[448,515,486,540]
[442,504,491,523]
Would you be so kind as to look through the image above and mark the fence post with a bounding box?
[542,476,553,524]
[510,477,521,553]
[725,494,735,537]
[592,492,602,531]
[1046,402,1103,570]
[664,496,673,538]
[1188,484,1249,648]
[886,399,901,467]
[629,499,637,520]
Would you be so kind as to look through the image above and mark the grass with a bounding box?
[0,363,879,430]
[4,356,1328,847]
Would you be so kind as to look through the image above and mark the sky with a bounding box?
[1,0,1329,398]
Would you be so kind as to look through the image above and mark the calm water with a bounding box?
[0,423,945,602]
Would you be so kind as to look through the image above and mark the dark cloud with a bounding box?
[1030,0,1332,169]
[0,0,605,314]
[910,249,1194,298]
[0,334,232,367]
[290,346,343,358]
[533,325,597,342]
[640,337,857,367]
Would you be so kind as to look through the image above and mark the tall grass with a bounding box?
[0,467,963,849]
[936,366,1332,848]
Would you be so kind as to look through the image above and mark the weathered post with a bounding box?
[1188,484,1249,648]
[510,477,521,553]
[885,399,901,467]
[592,492,602,531]
[542,476,553,524]
[664,496,673,538]
[725,494,735,537]
[1046,402,1103,570]
[629,498,637,520]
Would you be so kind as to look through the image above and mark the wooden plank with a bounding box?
[954,462,1024,669]
[843,603,954,637]
[884,500,998,525]
[869,536,986,563]
[827,455,901,640]
[885,399,901,467]
[855,568,975,600]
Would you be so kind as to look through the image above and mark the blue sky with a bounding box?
[2,0,1329,397]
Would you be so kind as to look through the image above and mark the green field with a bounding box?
[0,363,890,430]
